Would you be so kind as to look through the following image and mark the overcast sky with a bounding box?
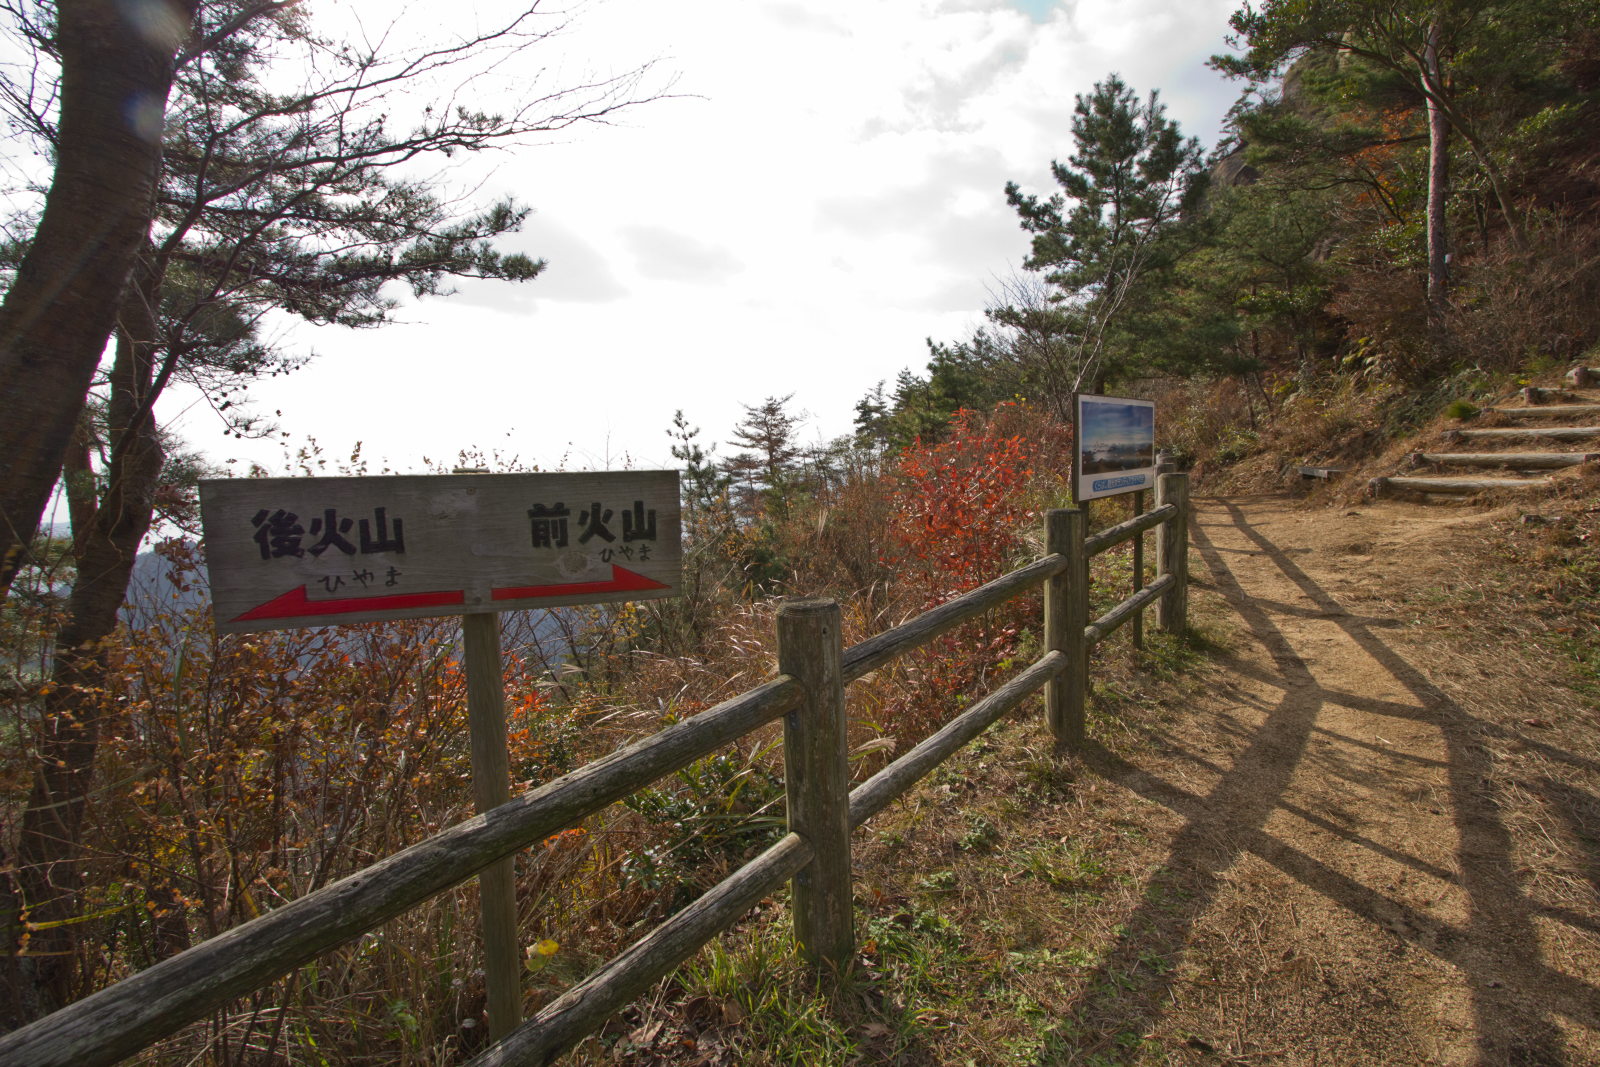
[160,0,1249,479]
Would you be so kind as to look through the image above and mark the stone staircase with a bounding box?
[1369,366,1600,499]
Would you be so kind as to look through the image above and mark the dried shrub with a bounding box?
[1327,258,1434,383]
[783,459,898,606]
[1446,214,1600,373]
[1151,377,1262,470]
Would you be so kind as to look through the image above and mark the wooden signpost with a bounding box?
[201,471,681,632]
[1074,394,1159,649]
[199,470,682,1040]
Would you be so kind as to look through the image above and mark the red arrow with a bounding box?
[234,585,465,623]
[492,565,670,602]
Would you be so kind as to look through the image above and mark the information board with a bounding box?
[1075,394,1157,501]
[200,470,681,633]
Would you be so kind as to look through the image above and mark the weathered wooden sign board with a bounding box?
[1075,394,1158,502]
[200,470,681,633]
[199,468,682,1039]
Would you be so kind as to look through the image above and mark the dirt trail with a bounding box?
[1075,495,1600,1065]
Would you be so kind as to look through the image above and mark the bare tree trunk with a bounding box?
[5,253,168,1019]
[1418,65,1523,252]
[1424,20,1451,323]
[0,0,196,603]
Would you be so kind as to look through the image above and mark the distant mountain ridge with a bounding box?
[123,543,210,626]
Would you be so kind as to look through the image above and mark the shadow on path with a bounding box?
[1057,499,1598,1064]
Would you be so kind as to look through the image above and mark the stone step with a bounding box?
[1448,426,1600,442]
[1487,404,1600,419]
[1410,451,1598,469]
[1371,475,1553,495]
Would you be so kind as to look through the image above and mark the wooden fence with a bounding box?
[0,474,1190,1067]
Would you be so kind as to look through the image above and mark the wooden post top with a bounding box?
[778,598,840,617]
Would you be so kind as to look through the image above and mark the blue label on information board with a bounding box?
[1092,474,1149,493]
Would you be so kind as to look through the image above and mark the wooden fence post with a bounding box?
[1045,508,1088,747]
[1156,473,1189,634]
[1131,489,1146,650]
[777,599,853,970]
[464,612,522,1040]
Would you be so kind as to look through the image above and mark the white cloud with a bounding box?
[163,0,1247,475]
[621,226,743,283]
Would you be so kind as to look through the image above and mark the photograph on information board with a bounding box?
[1075,394,1156,502]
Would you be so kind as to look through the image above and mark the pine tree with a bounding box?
[724,395,803,519]
[995,74,1208,393]
[668,410,729,518]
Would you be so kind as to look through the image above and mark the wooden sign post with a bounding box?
[1074,394,1158,650]
[201,471,682,631]
[1073,394,1157,504]
[200,470,682,1040]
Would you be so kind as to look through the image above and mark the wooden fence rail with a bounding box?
[0,475,1190,1067]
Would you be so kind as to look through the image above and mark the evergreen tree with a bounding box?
[995,74,1208,395]
[668,410,729,518]
[650,411,735,656]
[0,0,203,603]
[852,381,893,453]
[854,335,1017,452]
[1212,0,1600,376]
[724,395,803,519]
[1176,180,1336,383]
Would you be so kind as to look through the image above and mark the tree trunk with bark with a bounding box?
[2,252,169,1021]
[0,0,196,603]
